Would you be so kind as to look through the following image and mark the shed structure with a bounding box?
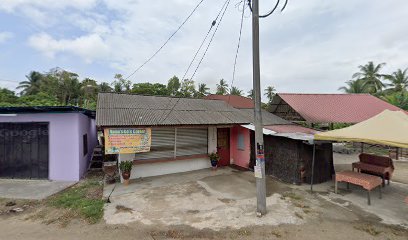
[270,93,403,124]
[0,106,97,181]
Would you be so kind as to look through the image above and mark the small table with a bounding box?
[335,171,382,205]
[352,162,393,186]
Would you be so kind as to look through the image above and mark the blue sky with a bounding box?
[0,0,407,97]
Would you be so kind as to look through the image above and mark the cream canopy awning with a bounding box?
[314,110,408,148]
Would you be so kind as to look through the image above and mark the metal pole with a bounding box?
[310,144,316,192]
[252,0,267,216]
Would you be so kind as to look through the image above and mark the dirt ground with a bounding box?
[0,156,407,240]
[1,205,407,240]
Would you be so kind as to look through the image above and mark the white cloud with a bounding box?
[3,0,408,97]
[0,32,13,43]
[28,33,110,63]
[0,0,97,12]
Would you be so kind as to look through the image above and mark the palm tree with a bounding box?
[195,83,210,98]
[216,79,229,95]
[264,86,276,103]
[382,91,408,110]
[99,82,112,92]
[230,86,243,96]
[247,89,254,99]
[338,79,367,93]
[17,71,43,95]
[352,61,386,94]
[384,68,408,93]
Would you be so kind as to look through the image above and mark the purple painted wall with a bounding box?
[0,113,96,181]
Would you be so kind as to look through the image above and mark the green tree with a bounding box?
[17,71,43,95]
[230,86,243,96]
[18,92,59,106]
[247,89,254,99]
[216,79,229,95]
[264,86,276,103]
[195,83,210,98]
[81,78,99,108]
[338,79,367,93]
[352,61,386,94]
[382,91,408,110]
[99,82,112,92]
[0,88,18,104]
[180,79,196,97]
[131,83,169,96]
[167,76,181,96]
[384,68,408,93]
[112,74,131,93]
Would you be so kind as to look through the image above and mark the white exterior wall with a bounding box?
[208,126,217,154]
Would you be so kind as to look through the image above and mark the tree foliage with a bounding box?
[339,61,408,109]
[216,79,229,95]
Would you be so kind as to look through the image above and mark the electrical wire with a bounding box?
[247,0,288,18]
[124,0,207,81]
[231,0,246,93]
[188,0,231,81]
[0,78,20,83]
[181,0,229,81]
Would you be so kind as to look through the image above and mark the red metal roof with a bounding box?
[264,124,318,135]
[276,93,403,123]
[204,95,254,109]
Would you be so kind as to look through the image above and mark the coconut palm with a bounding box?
[17,71,43,95]
[195,83,210,98]
[247,89,254,99]
[230,86,243,96]
[338,79,367,93]
[99,82,112,92]
[382,91,408,110]
[352,61,386,94]
[216,79,229,95]
[264,86,276,103]
[384,68,408,93]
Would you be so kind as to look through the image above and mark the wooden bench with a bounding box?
[335,171,382,205]
[352,153,394,186]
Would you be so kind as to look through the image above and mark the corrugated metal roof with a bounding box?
[238,108,292,126]
[271,93,403,123]
[96,93,250,126]
[264,124,318,135]
[204,94,254,109]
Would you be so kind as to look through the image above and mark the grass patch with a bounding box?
[115,205,133,214]
[46,176,104,224]
[294,212,304,219]
[353,224,382,236]
[282,192,303,201]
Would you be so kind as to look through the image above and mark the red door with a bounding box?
[217,128,230,166]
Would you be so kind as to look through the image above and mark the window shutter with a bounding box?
[135,128,175,160]
[176,128,208,157]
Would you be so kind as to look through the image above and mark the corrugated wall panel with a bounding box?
[135,128,175,160]
[176,128,208,157]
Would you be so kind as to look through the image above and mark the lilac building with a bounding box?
[0,107,97,181]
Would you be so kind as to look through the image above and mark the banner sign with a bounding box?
[104,128,151,154]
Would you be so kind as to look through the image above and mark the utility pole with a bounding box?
[252,0,267,216]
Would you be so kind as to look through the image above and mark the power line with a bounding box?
[0,78,20,84]
[188,0,231,81]
[230,0,246,93]
[181,0,229,81]
[124,0,207,81]
[247,0,289,18]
